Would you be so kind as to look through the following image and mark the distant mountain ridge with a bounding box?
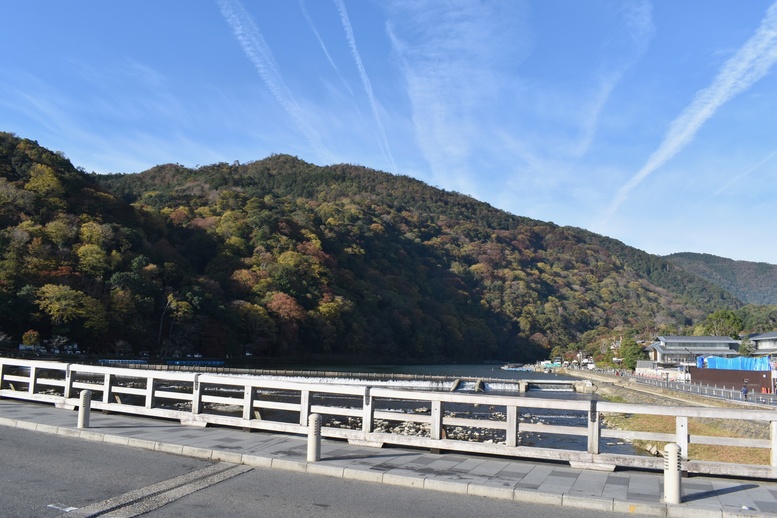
[664,252,777,306]
[0,131,747,363]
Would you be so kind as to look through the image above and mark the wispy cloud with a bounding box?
[0,70,173,173]
[575,1,654,156]
[218,0,331,161]
[604,1,777,222]
[386,1,529,192]
[333,0,395,171]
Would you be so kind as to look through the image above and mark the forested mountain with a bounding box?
[665,252,777,306]
[0,132,750,364]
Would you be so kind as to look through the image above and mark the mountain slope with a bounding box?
[0,131,742,363]
[665,252,777,305]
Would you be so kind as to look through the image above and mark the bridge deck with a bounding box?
[2,398,777,516]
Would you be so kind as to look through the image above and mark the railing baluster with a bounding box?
[63,364,73,399]
[362,387,374,434]
[28,366,37,395]
[676,416,689,459]
[587,400,600,454]
[506,405,518,447]
[242,385,254,421]
[430,400,442,440]
[771,421,777,467]
[299,389,311,426]
[102,373,112,404]
[145,376,155,409]
[192,374,202,414]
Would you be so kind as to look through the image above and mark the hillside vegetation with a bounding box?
[0,131,756,364]
[666,252,777,306]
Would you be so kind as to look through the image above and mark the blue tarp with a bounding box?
[703,356,771,371]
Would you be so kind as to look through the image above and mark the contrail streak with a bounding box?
[218,0,330,161]
[299,0,355,97]
[712,147,777,197]
[604,1,777,221]
[333,0,396,171]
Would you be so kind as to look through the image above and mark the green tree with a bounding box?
[36,284,86,324]
[77,244,109,277]
[620,337,647,370]
[739,336,754,357]
[79,221,113,247]
[231,300,277,355]
[702,310,744,339]
[24,164,64,197]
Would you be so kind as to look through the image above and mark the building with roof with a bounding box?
[645,335,740,366]
[751,331,777,356]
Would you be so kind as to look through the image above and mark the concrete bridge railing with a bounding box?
[1,357,776,479]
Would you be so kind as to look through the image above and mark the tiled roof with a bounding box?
[752,331,777,341]
[657,335,740,344]
[647,342,739,356]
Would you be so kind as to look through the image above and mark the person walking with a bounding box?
[741,384,749,401]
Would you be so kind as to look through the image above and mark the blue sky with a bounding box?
[2,1,777,264]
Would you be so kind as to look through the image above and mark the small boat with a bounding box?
[500,363,524,371]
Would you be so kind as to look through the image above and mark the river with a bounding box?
[262,363,641,456]
[277,362,571,380]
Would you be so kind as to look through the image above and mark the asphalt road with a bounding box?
[0,425,651,517]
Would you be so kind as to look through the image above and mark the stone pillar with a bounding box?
[663,443,682,504]
[78,390,92,429]
[307,413,322,462]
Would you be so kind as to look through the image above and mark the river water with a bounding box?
[266,363,642,456]
[279,363,557,379]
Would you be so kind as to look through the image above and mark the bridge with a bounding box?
[1,357,776,480]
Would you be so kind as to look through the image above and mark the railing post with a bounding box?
[675,416,688,459]
[506,405,518,447]
[145,376,155,409]
[431,400,442,440]
[307,413,322,462]
[362,387,374,434]
[102,373,112,404]
[63,364,73,399]
[771,421,777,467]
[78,389,92,429]
[28,366,37,395]
[243,385,255,421]
[663,443,682,504]
[191,374,202,414]
[587,400,600,454]
[299,389,311,426]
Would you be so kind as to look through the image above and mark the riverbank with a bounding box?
[565,369,770,464]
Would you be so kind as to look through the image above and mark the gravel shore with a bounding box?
[566,371,769,441]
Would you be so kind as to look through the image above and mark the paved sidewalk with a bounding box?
[1,398,776,517]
